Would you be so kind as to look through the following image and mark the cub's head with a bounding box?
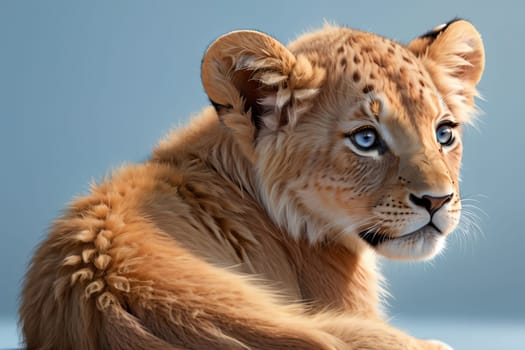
[201,20,484,260]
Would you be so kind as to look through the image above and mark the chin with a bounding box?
[361,225,449,261]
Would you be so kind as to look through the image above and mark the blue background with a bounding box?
[1,0,524,348]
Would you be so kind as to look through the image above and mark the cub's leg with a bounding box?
[21,216,339,350]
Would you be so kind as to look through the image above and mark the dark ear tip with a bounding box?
[209,98,232,114]
[419,17,466,40]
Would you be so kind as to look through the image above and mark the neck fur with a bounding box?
[152,107,383,316]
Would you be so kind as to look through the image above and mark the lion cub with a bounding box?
[21,19,483,349]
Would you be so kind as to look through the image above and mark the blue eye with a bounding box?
[350,127,378,150]
[436,123,456,146]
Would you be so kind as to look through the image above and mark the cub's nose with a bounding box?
[409,193,453,216]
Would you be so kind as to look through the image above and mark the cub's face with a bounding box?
[202,21,484,260]
[285,89,463,260]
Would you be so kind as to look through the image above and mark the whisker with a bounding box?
[450,197,486,254]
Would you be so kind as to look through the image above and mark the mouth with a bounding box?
[358,222,442,247]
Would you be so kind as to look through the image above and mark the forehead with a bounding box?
[289,27,444,125]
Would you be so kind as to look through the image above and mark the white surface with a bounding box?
[0,318,19,349]
[2,316,524,349]
[391,317,525,350]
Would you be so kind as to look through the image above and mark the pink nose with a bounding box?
[409,193,453,216]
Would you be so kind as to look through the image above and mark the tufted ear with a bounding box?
[201,30,325,138]
[408,19,485,123]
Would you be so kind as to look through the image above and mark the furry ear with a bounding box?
[201,30,325,133]
[408,19,485,123]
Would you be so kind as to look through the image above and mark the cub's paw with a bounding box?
[420,339,453,350]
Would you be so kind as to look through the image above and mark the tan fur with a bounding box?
[20,20,484,349]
